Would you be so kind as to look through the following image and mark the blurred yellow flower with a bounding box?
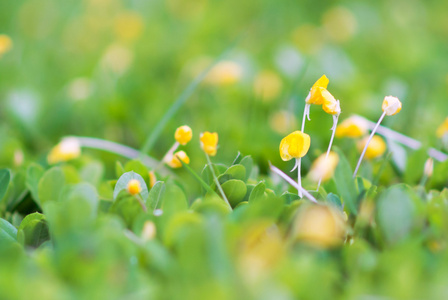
[293,204,346,248]
[322,7,357,43]
[321,89,341,115]
[166,150,190,168]
[127,179,142,195]
[279,131,311,161]
[382,96,402,116]
[436,117,448,138]
[0,34,12,57]
[269,110,297,135]
[114,12,144,42]
[206,61,242,86]
[305,75,329,105]
[292,24,324,54]
[308,151,339,183]
[357,135,386,159]
[200,132,218,156]
[336,116,368,138]
[141,221,156,241]
[149,171,157,188]
[47,137,81,164]
[253,71,283,102]
[174,125,193,145]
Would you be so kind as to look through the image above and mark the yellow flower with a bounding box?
[0,34,12,57]
[253,70,283,102]
[206,61,242,86]
[127,179,142,195]
[357,135,386,159]
[148,171,157,188]
[166,150,190,168]
[436,117,448,138]
[382,96,402,116]
[307,151,339,183]
[200,132,218,156]
[47,137,81,164]
[293,204,346,248]
[279,131,311,161]
[335,116,368,138]
[321,89,341,115]
[174,125,193,145]
[305,75,329,105]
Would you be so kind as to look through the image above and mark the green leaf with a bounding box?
[0,169,11,204]
[201,164,227,185]
[280,192,301,205]
[231,152,243,165]
[110,191,144,228]
[115,161,125,178]
[113,171,149,201]
[223,164,246,182]
[17,213,50,248]
[239,156,254,181]
[38,167,66,206]
[376,184,418,245]
[26,163,45,205]
[80,161,104,186]
[124,160,149,182]
[249,181,266,204]
[161,183,188,215]
[326,193,343,210]
[0,218,17,244]
[147,181,166,210]
[182,160,216,195]
[221,179,247,208]
[333,148,358,215]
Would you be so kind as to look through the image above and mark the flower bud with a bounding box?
[174,125,193,145]
[200,132,219,156]
[127,179,142,195]
[166,150,190,168]
[382,96,402,116]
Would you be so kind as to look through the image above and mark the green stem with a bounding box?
[206,154,232,210]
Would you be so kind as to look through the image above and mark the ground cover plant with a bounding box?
[2,0,448,299]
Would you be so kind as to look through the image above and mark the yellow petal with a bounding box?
[321,90,341,115]
[174,125,193,145]
[312,75,329,89]
[357,135,386,159]
[335,116,368,138]
[166,151,190,168]
[200,131,219,156]
[279,131,311,161]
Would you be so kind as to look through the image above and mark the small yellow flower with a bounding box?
[279,131,311,161]
[382,96,402,116]
[0,34,12,57]
[174,125,193,145]
[200,132,218,156]
[127,179,142,195]
[321,89,341,115]
[148,171,157,188]
[206,61,242,86]
[357,135,386,159]
[436,117,448,138]
[47,137,81,164]
[305,75,329,105]
[166,150,190,168]
[293,204,346,248]
[308,151,339,183]
[335,116,368,138]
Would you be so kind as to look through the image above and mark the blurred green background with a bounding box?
[1,0,448,172]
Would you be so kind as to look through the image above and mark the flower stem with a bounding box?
[296,104,310,198]
[353,112,386,178]
[205,154,232,210]
[317,114,339,190]
[270,163,317,203]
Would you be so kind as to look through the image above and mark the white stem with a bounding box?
[353,112,386,178]
[269,163,317,203]
[317,114,339,190]
[297,158,302,198]
[206,154,232,210]
[353,115,448,162]
[73,136,159,167]
[302,104,309,131]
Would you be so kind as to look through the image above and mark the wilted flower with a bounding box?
[200,131,218,156]
[308,151,339,183]
[336,115,368,138]
[382,96,402,116]
[305,75,329,105]
[47,137,81,164]
[436,117,448,138]
[293,204,346,248]
[279,131,311,161]
[357,135,386,159]
[127,179,142,195]
[175,125,193,145]
[165,150,190,168]
[321,89,341,115]
[0,34,12,57]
